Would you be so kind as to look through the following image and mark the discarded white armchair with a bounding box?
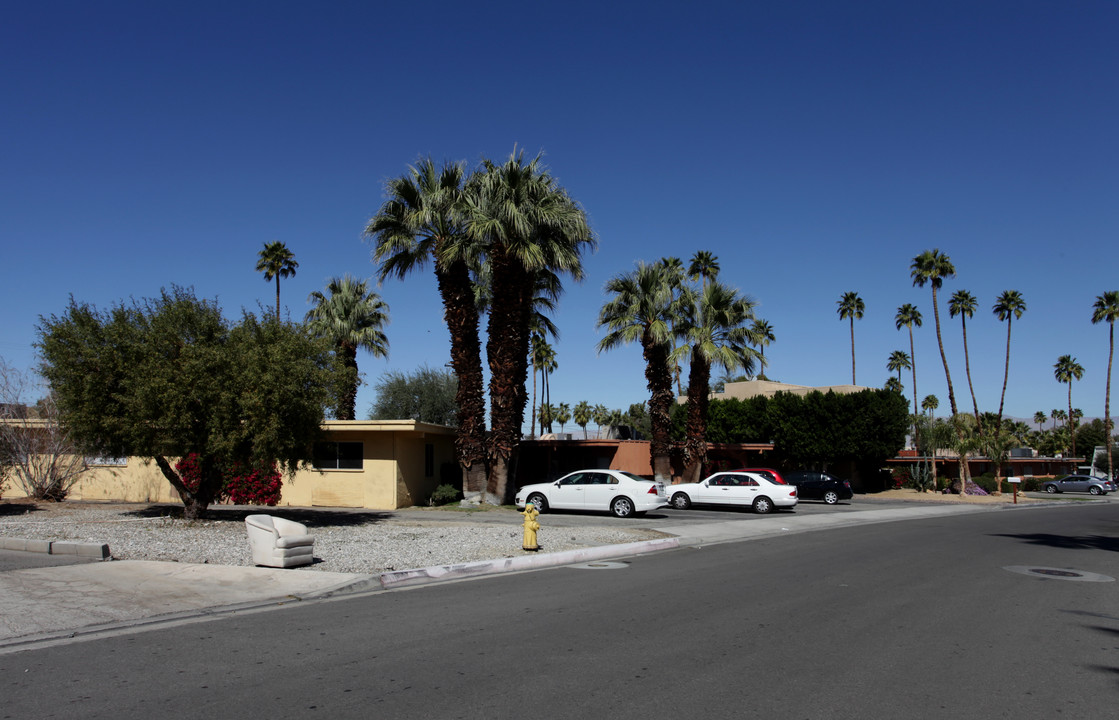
[244,514,315,568]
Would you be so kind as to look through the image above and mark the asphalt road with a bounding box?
[4,501,1117,719]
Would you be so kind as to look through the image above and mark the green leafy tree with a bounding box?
[948,289,982,428]
[36,287,336,519]
[598,261,684,483]
[837,291,865,384]
[366,158,488,500]
[466,150,594,503]
[256,241,298,320]
[895,304,922,419]
[370,364,458,426]
[992,290,1026,433]
[305,275,389,421]
[1091,291,1119,479]
[1054,355,1085,461]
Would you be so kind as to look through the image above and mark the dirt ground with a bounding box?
[868,488,1042,504]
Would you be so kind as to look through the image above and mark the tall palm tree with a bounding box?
[911,249,958,418]
[365,158,489,499]
[1033,411,1047,431]
[884,377,904,394]
[305,276,389,420]
[922,394,939,416]
[466,150,594,502]
[837,292,865,384]
[895,304,923,419]
[948,289,981,428]
[555,402,571,434]
[1054,355,1084,461]
[751,319,775,380]
[677,280,762,483]
[887,350,911,386]
[573,400,592,439]
[660,257,689,395]
[592,403,609,438]
[992,290,1027,433]
[529,334,556,437]
[256,241,298,320]
[1092,291,1119,479]
[598,261,682,483]
[688,251,720,291]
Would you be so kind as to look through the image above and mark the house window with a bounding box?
[425,443,434,477]
[313,441,363,470]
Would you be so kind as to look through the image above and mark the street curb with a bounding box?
[0,536,111,559]
[378,537,681,589]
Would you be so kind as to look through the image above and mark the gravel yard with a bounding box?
[0,500,665,574]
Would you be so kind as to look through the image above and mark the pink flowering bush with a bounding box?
[174,453,282,506]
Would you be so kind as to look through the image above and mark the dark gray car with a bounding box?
[1041,475,1114,495]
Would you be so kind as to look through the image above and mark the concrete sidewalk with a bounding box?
[0,501,1022,650]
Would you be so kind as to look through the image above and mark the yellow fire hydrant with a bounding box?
[521,503,541,551]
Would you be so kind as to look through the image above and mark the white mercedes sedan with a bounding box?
[668,471,798,514]
[515,469,669,518]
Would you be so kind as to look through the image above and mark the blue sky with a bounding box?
[2,1,1117,429]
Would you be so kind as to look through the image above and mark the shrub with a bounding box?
[224,462,282,506]
[429,484,461,506]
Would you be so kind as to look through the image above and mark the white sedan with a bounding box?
[515,469,669,518]
[669,471,798,514]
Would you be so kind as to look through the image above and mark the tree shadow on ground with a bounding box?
[991,532,1119,552]
[122,504,395,527]
[0,501,46,517]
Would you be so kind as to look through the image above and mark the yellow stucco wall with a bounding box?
[3,420,457,510]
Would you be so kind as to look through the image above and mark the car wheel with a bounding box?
[527,493,548,512]
[1045,485,1057,494]
[1089,486,1101,495]
[753,496,773,514]
[823,490,839,505]
[671,492,691,510]
[611,496,635,518]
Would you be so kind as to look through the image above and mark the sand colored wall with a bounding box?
[3,420,456,510]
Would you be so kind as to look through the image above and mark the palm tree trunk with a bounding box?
[962,316,981,432]
[1068,383,1076,462]
[1107,324,1114,480]
[275,277,281,320]
[643,332,674,484]
[682,352,710,484]
[849,318,856,384]
[907,328,918,446]
[338,344,358,420]
[997,318,1012,433]
[436,260,487,502]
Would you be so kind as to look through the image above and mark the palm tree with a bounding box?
[365,158,488,500]
[688,251,720,291]
[895,304,923,418]
[305,276,389,420]
[911,249,958,417]
[836,291,865,384]
[887,350,911,386]
[1033,411,1047,431]
[555,402,571,434]
[466,150,594,502]
[573,401,592,439]
[592,403,609,438]
[751,319,775,379]
[256,241,298,320]
[1054,355,1084,461]
[948,289,981,428]
[529,335,556,437]
[598,261,683,483]
[677,280,762,483]
[1092,291,1119,479]
[660,257,689,395]
[884,377,904,394]
[992,290,1027,433]
[922,394,939,416]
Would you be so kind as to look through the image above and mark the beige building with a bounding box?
[3,420,458,510]
[713,379,870,401]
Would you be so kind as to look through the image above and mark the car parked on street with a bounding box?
[731,467,789,485]
[783,471,854,505]
[1041,475,1114,496]
[515,469,669,518]
[669,471,798,514]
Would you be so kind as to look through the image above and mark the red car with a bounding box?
[731,468,788,485]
